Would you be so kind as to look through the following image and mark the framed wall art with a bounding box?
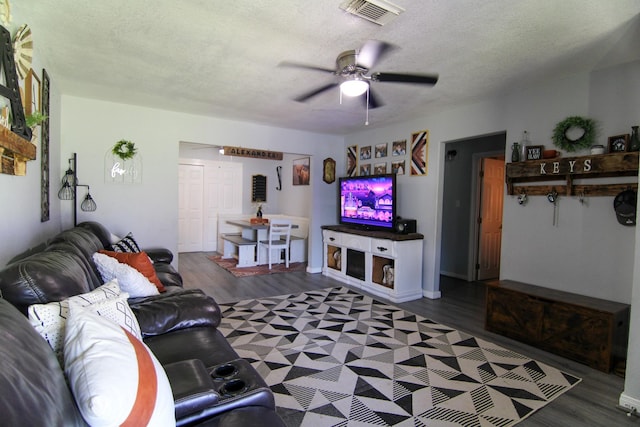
[608,134,629,153]
[323,157,336,184]
[526,145,544,161]
[360,145,371,161]
[374,162,386,174]
[292,157,310,185]
[375,143,388,158]
[411,130,429,176]
[347,145,357,176]
[392,140,406,156]
[392,160,405,175]
[25,68,41,116]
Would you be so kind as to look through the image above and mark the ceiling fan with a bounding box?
[279,40,438,109]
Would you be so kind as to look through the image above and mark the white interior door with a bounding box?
[178,164,204,252]
[202,162,243,251]
[477,158,504,280]
[180,160,243,253]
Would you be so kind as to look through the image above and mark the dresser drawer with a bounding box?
[371,239,395,257]
[323,230,341,245]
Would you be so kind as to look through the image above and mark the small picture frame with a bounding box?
[608,134,630,153]
[25,68,41,116]
[392,140,406,156]
[292,157,310,185]
[375,143,388,158]
[359,164,371,176]
[323,157,336,184]
[373,162,386,174]
[392,160,405,175]
[526,145,544,161]
[360,145,371,160]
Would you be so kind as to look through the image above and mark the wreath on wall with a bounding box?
[552,116,596,152]
[112,139,137,160]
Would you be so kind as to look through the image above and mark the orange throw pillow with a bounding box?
[99,250,166,292]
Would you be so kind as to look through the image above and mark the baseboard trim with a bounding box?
[423,289,441,299]
[619,392,640,414]
[307,266,322,274]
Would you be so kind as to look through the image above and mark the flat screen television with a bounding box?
[339,173,396,231]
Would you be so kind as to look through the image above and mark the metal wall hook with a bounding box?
[578,191,586,204]
[547,190,558,204]
[517,191,527,205]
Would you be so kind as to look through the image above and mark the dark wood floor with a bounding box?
[178,252,637,426]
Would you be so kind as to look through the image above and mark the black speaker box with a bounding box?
[395,219,416,234]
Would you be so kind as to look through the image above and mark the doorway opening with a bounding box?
[440,132,506,282]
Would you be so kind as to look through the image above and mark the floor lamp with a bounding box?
[58,153,97,226]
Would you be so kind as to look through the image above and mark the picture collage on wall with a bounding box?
[346,129,429,177]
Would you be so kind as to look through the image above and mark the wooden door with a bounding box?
[477,158,504,280]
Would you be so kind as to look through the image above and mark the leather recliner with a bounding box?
[0,221,284,426]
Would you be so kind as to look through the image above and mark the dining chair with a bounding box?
[258,219,292,269]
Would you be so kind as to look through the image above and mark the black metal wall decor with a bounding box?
[40,69,51,222]
[0,25,30,141]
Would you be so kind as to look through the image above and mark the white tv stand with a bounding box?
[321,225,424,303]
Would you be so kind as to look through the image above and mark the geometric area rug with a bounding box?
[217,287,581,426]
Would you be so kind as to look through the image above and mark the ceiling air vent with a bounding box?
[339,0,405,26]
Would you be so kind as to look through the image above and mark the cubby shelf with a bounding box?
[505,151,639,197]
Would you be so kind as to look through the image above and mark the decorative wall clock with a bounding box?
[13,23,32,80]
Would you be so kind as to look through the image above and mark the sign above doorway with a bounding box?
[223,146,283,160]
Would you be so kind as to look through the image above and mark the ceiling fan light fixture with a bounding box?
[340,79,369,97]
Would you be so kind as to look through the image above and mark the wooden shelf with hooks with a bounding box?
[506,152,639,197]
[0,126,36,176]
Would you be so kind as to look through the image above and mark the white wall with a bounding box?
[345,61,640,304]
[59,96,342,271]
[0,14,64,266]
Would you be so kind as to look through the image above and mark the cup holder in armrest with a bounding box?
[177,359,276,426]
[219,378,248,397]
[211,363,238,380]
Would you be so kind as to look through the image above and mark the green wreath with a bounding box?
[112,140,137,160]
[552,116,596,152]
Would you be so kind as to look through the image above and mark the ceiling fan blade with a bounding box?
[356,40,395,70]
[373,72,439,85]
[278,61,335,74]
[294,82,339,102]
[360,88,383,109]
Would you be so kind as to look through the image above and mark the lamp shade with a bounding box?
[340,79,368,97]
[81,193,97,212]
[58,182,74,200]
[61,168,75,186]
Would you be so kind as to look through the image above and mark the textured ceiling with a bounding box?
[13,0,640,135]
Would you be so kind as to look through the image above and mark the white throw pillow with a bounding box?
[92,252,159,298]
[28,280,141,365]
[64,303,175,427]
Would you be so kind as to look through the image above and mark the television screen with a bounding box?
[339,174,396,230]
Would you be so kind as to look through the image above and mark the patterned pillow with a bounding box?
[28,280,142,365]
[98,250,166,292]
[111,232,141,253]
[92,252,159,298]
[64,304,174,427]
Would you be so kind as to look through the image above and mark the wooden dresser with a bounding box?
[485,280,630,372]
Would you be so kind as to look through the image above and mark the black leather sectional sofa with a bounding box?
[0,221,285,426]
